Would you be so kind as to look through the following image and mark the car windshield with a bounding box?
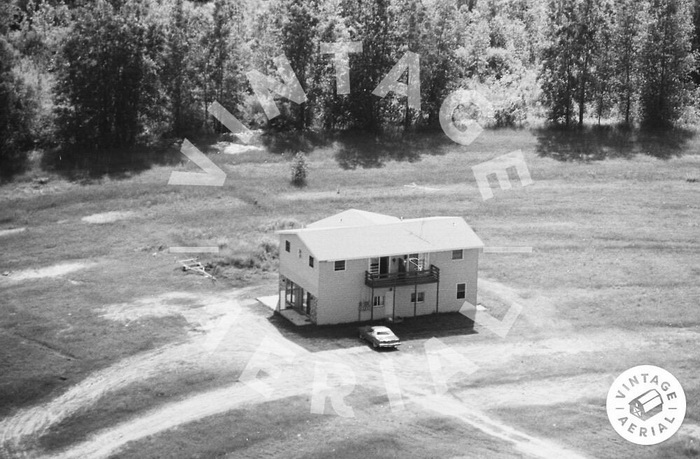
[376,331,390,335]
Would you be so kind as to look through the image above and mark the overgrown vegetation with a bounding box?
[290,152,308,186]
[0,6,36,179]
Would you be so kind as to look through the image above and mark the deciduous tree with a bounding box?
[53,0,165,166]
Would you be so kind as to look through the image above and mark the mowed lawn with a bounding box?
[0,128,699,458]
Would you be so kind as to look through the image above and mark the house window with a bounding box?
[411,291,425,303]
[457,283,466,299]
[369,258,379,275]
[452,249,463,260]
[285,240,290,252]
[334,260,346,271]
[298,249,302,259]
[309,256,314,268]
[373,295,385,307]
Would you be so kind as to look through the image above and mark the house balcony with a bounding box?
[365,265,440,289]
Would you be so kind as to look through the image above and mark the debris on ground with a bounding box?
[177,258,216,280]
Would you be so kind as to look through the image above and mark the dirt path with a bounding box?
[0,288,299,456]
[414,394,590,459]
[44,381,309,459]
[1,341,201,453]
[36,340,605,459]
[81,211,135,224]
[0,262,95,283]
[0,228,26,238]
[3,279,694,458]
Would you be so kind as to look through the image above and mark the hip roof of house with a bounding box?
[278,209,484,261]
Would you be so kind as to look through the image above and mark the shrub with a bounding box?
[259,218,301,232]
[494,97,527,128]
[256,237,279,262]
[290,151,308,187]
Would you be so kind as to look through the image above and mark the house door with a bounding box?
[380,257,389,276]
[385,293,394,319]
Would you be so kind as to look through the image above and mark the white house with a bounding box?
[276,209,484,325]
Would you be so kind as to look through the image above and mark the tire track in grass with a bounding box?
[4,278,654,459]
[412,394,591,459]
[0,341,203,455]
[43,381,312,459]
[0,289,278,456]
[39,339,603,459]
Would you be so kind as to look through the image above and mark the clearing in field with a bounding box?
[1,129,698,458]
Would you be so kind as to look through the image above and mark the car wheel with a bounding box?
[373,342,378,349]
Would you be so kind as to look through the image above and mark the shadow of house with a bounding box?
[535,126,695,162]
[267,311,476,353]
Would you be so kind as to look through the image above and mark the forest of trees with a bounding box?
[1,0,699,177]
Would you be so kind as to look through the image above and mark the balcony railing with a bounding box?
[365,265,440,288]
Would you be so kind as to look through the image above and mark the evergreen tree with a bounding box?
[572,0,600,126]
[611,0,648,125]
[691,0,700,83]
[166,0,187,136]
[278,0,319,130]
[539,0,578,126]
[342,0,394,132]
[389,0,427,128]
[591,0,616,124]
[539,0,606,127]
[315,0,352,131]
[639,0,696,129]
[419,0,462,127]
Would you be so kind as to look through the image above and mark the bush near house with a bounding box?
[290,152,308,187]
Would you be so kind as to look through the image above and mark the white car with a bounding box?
[358,325,401,349]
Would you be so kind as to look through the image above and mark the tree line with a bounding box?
[1,0,698,177]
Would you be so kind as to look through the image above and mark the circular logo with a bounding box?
[606,365,686,445]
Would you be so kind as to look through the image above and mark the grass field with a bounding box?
[0,127,699,458]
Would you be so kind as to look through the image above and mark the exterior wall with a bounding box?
[391,283,439,318]
[433,249,479,313]
[280,245,479,325]
[316,258,367,325]
[278,234,319,298]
